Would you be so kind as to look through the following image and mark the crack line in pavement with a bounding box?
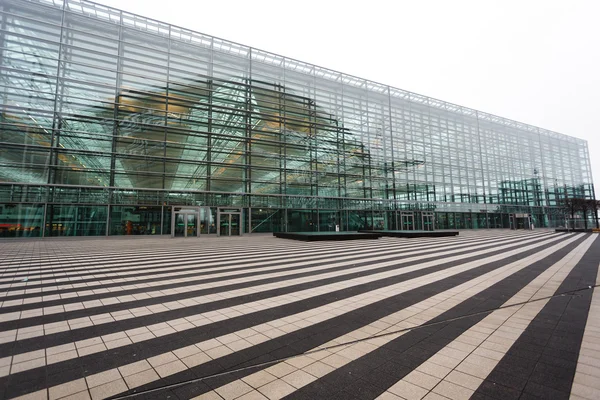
[112,284,599,399]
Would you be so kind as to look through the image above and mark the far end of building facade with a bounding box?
[0,0,595,238]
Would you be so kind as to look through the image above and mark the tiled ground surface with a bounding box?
[0,230,598,400]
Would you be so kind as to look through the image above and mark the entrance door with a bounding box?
[174,213,186,237]
[199,208,210,234]
[401,212,414,230]
[422,212,435,231]
[219,213,241,236]
[173,212,198,238]
[171,206,208,238]
[217,207,243,237]
[388,211,398,230]
[186,214,197,237]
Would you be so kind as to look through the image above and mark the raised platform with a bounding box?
[555,228,600,233]
[273,231,382,241]
[358,229,459,238]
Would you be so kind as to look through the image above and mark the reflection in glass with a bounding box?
[0,204,44,237]
[174,214,185,237]
[186,214,197,237]
[110,206,162,235]
[0,0,594,237]
[230,214,240,236]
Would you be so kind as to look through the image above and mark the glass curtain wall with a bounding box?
[0,0,595,237]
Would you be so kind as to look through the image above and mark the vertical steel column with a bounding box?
[245,49,252,233]
[386,87,397,204]
[107,12,125,236]
[280,61,288,232]
[206,38,214,192]
[162,25,172,192]
[43,0,67,237]
[474,111,489,228]
[47,0,66,186]
[536,127,550,222]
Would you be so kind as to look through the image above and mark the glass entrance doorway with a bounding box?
[422,212,435,231]
[171,206,211,238]
[217,207,243,237]
[510,213,531,230]
[401,212,414,230]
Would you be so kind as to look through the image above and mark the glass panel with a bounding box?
[387,211,397,230]
[0,204,44,237]
[372,211,387,230]
[448,213,456,229]
[110,206,162,235]
[199,208,210,234]
[436,212,448,230]
[455,213,465,229]
[46,205,107,236]
[230,214,240,235]
[162,207,172,235]
[220,214,230,236]
[502,214,511,229]
[186,214,197,237]
[287,209,317,232]
[347,210,368,231]
[251,208,282,233]
[423,214,434,231]
[401,213,414,230]
[209,208,218,234]
[174,213,185,237]
[318,210,339,232]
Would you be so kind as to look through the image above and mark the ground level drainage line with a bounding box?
[112,283,599,399]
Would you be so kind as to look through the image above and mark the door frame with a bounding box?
[400,212,415,231]
[171,206,210,238]
[421,212,435,231]
[217,207,243,237]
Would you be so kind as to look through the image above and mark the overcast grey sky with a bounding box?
[97,0,600,191]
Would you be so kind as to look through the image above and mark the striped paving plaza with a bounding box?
[0,231,599,400]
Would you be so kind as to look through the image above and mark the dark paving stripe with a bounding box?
[0,237,389,265]
[0,241,394,283]
[471,235,600,400]
[0,233,541,278]
[0,234,551,335]
[282,235,596,400]
[102,235,587,400]
[0,235,571,398]
[1,233,496,272]
[0,235,559,361]
[0,235,505,299]
[0,238,416,280]
[0,233,519,288]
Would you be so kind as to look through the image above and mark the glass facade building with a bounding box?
[0,0,595,237]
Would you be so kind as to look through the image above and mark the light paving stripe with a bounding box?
[0,232,520,301]
[0,232,531,289]
[0,233,573,397]
[0,231,539,279]
[0,233,562,348]
[1,232,501,275]
[188,234,590,400]
[0,232,553,332]
[5,233,579,400]
[1,234,469,267]
[2,234,552,356]
[266,233,593,400]
[0,233,524,302]
[0,232,530,291]
[571,283,600,400]
[376,234,597,400]
[469,234,600,400]
[0,236,446,281]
